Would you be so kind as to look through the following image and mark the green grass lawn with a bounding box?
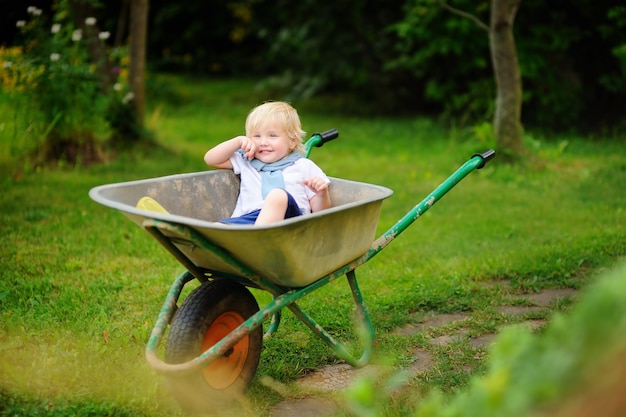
[1,75,625,416]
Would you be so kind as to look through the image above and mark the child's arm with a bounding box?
[304,177,332,213]
[204,136,256,169]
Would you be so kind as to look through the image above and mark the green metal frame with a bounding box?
[144,140,495,376]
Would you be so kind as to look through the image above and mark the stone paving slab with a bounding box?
[296,363,393,392]
[269,398,336,417]
[526,288,577,307]
[408,349,434,375]
[394,312,470,336]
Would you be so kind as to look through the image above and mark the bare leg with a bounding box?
[255,189,289,225]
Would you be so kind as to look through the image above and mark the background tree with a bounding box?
[129,0,148,128]
[438,0,524,161]
[490,0,523,161]
[389,0,626,133]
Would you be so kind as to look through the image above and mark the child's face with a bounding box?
[249,122,296,163]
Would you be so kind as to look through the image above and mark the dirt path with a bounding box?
[268,285,578,417]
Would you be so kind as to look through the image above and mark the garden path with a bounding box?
[268,284,578,417]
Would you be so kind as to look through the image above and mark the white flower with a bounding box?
[98,31,110,40]
[50,53,60,61]
[113,83,122,91]
[72,29,82,41]
[27,6,42,15]
[51,23,61,34]
[3,61,13,69]
[85,17,96,26]
[123,92,135,104]
[16,20,26,28]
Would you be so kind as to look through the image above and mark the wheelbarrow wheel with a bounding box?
[164,279,262,413]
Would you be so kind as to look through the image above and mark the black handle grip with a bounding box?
[313,129,339,147]
[472,149,496,169]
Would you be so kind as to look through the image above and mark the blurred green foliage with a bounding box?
[3,1,626,134]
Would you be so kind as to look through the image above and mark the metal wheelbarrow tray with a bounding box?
[89,131,495,412]
[90,170,392,288]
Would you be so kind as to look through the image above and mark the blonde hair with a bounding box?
[245,101,306,153]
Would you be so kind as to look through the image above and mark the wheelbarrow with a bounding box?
[89,129,495,412]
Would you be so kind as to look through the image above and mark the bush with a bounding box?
[0,3,137,165]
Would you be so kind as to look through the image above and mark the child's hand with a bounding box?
[238,136,256,160]
[306,177,332,212]
[304,177,329,193]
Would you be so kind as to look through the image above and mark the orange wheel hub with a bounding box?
[201,311,248,389]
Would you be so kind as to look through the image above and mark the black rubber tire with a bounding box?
[164,279,262,414]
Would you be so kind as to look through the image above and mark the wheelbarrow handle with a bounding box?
[472,149,496,169]
[312,129,339,147]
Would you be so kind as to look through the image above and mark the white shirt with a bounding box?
[229,153,330,217]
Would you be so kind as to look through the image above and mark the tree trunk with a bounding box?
[490,0,524,161]
[129,0,149,128]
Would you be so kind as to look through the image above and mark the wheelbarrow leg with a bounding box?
[287,270,374,368]
[264,309,282,339]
